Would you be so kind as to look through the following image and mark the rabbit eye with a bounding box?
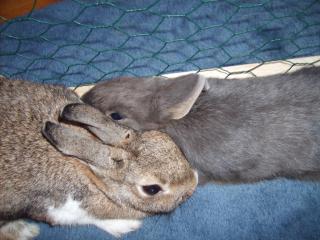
[110,112,124,120]
[142,184,162,196]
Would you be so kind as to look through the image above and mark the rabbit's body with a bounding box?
[1,79,76,216]
[0,78,197,239]
[166,68,320,183]
[0,79,92,218]
[82,67,320,183]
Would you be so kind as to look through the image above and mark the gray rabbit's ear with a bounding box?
[60,103,135,146]
[42,121,130,170]
[154,74,207,120]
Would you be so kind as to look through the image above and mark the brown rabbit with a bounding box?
[0,77,198,240]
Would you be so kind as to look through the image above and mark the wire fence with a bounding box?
[0,0,320,87]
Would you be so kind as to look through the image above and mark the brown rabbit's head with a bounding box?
[111,130,198,213]
[43,103,198,215]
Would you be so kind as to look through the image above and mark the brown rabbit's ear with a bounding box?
[60,103,135,146]
[42,121,130,170]
[154,74,207,120]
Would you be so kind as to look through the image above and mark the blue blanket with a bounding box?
[0,0,319,86]
[1,1,320,239]
[35,179,320,240]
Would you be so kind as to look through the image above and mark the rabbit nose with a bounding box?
[180,170,198,202]
[180,189,195,202]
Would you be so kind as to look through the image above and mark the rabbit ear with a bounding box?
[42,121,131,170]
[60,103,135,146]
[154,74,207,120]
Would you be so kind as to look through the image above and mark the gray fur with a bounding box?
[82,67,320,183]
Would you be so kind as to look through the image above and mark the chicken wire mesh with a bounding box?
[0,0,320,87]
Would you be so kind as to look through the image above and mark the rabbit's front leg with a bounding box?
[46,195,142,237]
[0,220,39,240]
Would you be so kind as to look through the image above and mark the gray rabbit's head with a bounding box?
[81,74,206,131]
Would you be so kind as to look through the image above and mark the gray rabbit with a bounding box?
[82,66,320,184]
[0,77,197,240]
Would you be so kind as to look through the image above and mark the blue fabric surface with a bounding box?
[1,1,320,239]
[0,0,320,86]
[33,179,320,240]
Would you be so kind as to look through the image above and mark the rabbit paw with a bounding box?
[0,220,39,240]
[95,219,142,238]
[47,196,141,237]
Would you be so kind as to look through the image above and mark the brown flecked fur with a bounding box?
[0,77,197,239]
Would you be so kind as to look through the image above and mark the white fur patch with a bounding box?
[193,170,199,184]
[47,196,142,237]
[94,219,142,238]
[0,220,39,240]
